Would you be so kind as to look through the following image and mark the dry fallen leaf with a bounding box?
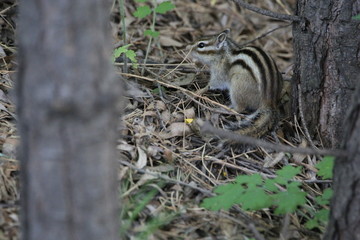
[147,164,175,173]
[183,107,195,119]
[117,141,137,160]
[162,148,174,163]
[159,35,183,47]
[2,138,18,159]
[263,152,286,168]
[136,146,147,169]
[159,122,191,139]
[161,110,171,124]
[155,100,166,111]
[146,145,163,159]
[172,74,196,86]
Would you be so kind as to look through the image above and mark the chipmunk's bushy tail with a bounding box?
[226,107,279,138]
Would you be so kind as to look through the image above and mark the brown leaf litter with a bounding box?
[0,0,330,239]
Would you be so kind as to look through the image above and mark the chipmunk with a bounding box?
[189,29,283,137]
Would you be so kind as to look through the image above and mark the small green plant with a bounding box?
[201,156,335,230]
[133,0,175,74]
[112,44,138,68]
[133,0,175,37]
[304,156,334,229]
[201,165,306,214]
[120,181,176,239]
[113,44,138,68]
[316,155,334,179]
[114,0,175,72]
[305,188,333,229]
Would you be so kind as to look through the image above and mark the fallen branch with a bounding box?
[199,120,347,157]
[231,0,302,22]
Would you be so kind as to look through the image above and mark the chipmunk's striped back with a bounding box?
[190,29,283,137]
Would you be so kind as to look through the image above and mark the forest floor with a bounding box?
[0,0,330,239]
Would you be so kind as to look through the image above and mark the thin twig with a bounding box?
[162,46,194,78]
[118,159,215,196]
[248,223,267,240]
[141,0,157,75]
[114,62,195,66]
[186,93,245,116]
[231,0,302,22]
[199,121,347,157]
[240,23,292,46]
[117,72,241,115]
[0,2,17,15]
[118,0,128,73]
[217,212,248,228]
[280,213,291,240]
[204,156,275,178]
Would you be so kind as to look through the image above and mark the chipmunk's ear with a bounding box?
[216,29,229,49]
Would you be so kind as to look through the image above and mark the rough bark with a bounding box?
[324,83,360,239]
[17,0,122,240]
[292,0,360,147]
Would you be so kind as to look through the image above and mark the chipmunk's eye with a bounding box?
[198,42,205,48]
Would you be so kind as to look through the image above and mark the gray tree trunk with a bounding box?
[324,83,360,239]
[17,0,122,239]
[293,0,360,238]
[292,0,360,148]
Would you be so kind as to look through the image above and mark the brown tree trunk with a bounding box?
[324,83,360,239]
[293,0,360,238]
[292,0,360,148]
[17,0,122,240]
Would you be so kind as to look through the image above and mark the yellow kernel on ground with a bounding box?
[185,118,194,124]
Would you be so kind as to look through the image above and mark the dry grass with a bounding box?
[0,0,329,239]
[0,0,19,239]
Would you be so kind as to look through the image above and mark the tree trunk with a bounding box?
[292,0,360,148]
[324,83,360,239]
[17,0,122,240]
[292,0,360,238]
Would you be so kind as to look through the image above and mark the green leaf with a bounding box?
[151,86,166,95]
[214,182,242,194]
[305,218,319,229]
[133,5,152,18]
[237,188,272,210]
[112,45,138,68]
[201,184,245,211]
[276,165,301,180]
[316,156,335,179]
[315,188,333,205]
[316,208,330,222]
[155,1,175,14]
[144,29,160,38]
[125,50,138,68]
[322,188,333,201]
[125,50,137,63]
[305,209,330,229]
[113,44,132,60]
[263,178,279,192]
[235,174,263,187]
[353,14,360,20]
[288,181,303,189]
[135,0,148,2]
[274,182,307,214]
